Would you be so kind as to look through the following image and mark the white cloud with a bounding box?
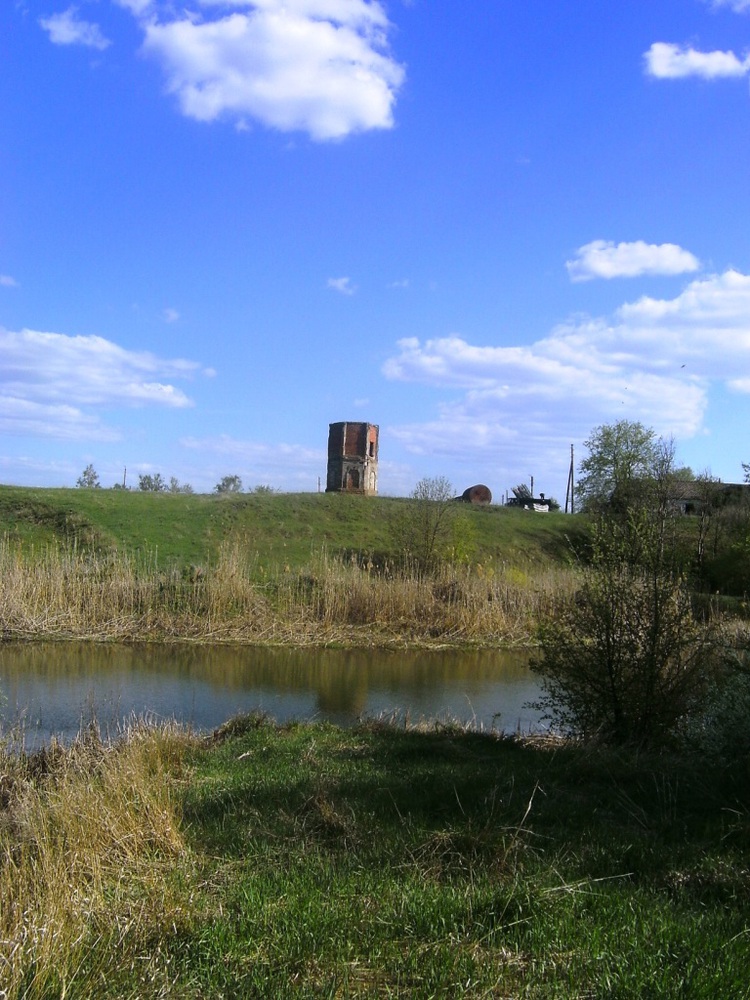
[0,327,203,439]
[162,307,180,323]
[39,6,111,50]
[0,275,18,288]
[327,276,356,295]
[382,269,750,470]
[708,1,750,12]
[114,0,154,13]
[566,240,701,282]
[645,42,750,79]
[127,0,404,140]
[0,397,120,442]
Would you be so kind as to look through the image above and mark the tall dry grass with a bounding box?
[0,538,581,646]
[0,722,193,999]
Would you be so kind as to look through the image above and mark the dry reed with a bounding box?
[0,539,581,647]
[0,722,194,998]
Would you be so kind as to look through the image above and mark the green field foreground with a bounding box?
[1,718,748,998]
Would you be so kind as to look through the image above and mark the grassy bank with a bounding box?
[0,486,582,571]
[1,718,748,998]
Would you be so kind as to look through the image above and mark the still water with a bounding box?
[0,643,545,747]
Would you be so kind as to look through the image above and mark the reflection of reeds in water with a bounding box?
[0,539,579,645]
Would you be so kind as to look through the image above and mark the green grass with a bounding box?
[2,717,748,997]
[0,485,586,573]
[5,718,742,999]
[171,721,749,998]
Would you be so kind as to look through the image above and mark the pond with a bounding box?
[0,643,546,748]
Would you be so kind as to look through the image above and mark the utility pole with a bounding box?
[565,445,575,514]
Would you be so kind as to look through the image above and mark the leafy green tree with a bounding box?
[576,420,658,512]
[76,464,101,489]
[215,475,243,494]
[138,473,167,492]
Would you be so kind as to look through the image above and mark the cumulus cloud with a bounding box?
[123,0,404,140]
[39,6,111,50]
[327,276,357,295]
[645,42,750,79]
[0,275,18,288]
[382,269,750,469]
[566,240,701,281]
[162,307,180,323]
[0,327,203,439]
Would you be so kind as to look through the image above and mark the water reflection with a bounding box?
[0,642,544,747]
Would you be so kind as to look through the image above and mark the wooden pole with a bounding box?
[565,445,575,513]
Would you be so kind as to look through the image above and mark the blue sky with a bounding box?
[3,0,750,500]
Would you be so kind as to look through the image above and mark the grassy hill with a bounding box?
[0,485,585,573]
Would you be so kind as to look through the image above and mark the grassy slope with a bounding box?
[0,485,586,571]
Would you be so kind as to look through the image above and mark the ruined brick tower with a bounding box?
[326,422,379,495]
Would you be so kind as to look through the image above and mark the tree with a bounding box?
[215,475,243,494]
[390,476,456,572]
[76,464,101,489]
[576,420,658,512]
[138,473,167,492]
[531,508,717,745]
[169,477,194,494]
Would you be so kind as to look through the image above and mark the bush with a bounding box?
[675,642,750,768]
[389,476,456,573]
[531,512,717,745]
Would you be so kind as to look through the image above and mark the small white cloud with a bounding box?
[389,278,410,289]
[709,0,750,12]
[0,275,18,288]
[327,276,356,295]
[645,42,750,79]
[113,0,154,13]
[566,240,701,282]
[162,307,180,323]
[39,6,111,50]
[123,0,404,140]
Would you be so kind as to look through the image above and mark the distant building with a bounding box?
[326,422,379,495]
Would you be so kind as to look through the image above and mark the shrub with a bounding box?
[675,639,750,769]
[531,511,717,745]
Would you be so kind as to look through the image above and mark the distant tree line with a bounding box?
[76,465,275,495]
